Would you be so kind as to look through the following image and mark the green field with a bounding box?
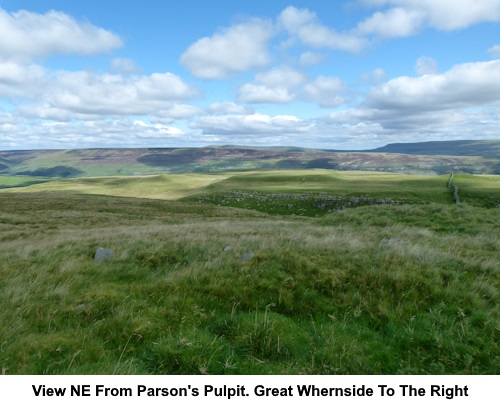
[2,173,228,200]
[0,175,51,189]
[0,170,499,374]
[5,170,500,213]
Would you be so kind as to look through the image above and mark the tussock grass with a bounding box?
[0,189,499,374]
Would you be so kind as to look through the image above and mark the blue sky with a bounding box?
[0,0,499,150]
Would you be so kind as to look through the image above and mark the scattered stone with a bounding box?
[223,246,232,252]
[287,204,293,209]
[74,304,85,311]
[241,252,254,261]
[95,247,114,260]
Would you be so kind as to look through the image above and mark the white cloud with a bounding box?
[303,76,346,107]
[159,104,201,119]
[238,66,307,104]
[0,111,18,125]
[299,52,325,65]
[323,104,500,148]
[318,58,500,148]
[16,104,80,122]
[238,84,295,104]
[356,7,424,37]
[133,120,184,138]
[366,60,500,112]
[278,6,366,52]
[150,104,202,125]
[415,56,439,75]
[45,71,199,116]
[7,68,200,120]
[488,44,500,58]
[238,68,348,107]
[207,102,254,115]
[358,0,500,39]
[190,113,313,135]
[255,66,308,88]
[0,118,191,150]
[0,8,122,61]
[180,20,274,79]
[0,61,47,99]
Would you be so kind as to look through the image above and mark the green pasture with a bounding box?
[0,175,51,189]
[0,191,498,374]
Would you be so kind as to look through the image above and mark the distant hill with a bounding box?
[364,140,500,157]
[0,140,499,178]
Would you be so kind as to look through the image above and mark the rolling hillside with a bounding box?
[365,140,500,157]
[0,140,499,178]
[1,170,499,374]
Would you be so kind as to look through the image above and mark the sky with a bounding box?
[0,0,499,150]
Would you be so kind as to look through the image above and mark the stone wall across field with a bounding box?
[453,184,460,204]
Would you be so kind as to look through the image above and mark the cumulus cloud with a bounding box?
[303,76,346,107]
[44,71,199,117]
[238,66,308,104]
[366,60,500,112]
[133,120,184,137]
[278,6,367,52]
[255,66,308,88]
[7,68,200,121]
[190,113,313,135]
[207,102,254,115]
[319,58,500,148]
[180,20,274,79]
[149,104,202,125]
[0,61,48,99]
[0,8,122,61]
[238,84,295,104]
[358,0,500,38]
[16,104,82,122]
[356,7,424,37]
[2,118,191,149]
[323,104,500,148]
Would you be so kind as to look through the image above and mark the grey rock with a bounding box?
[241,252,254,261]
[74,304,85,311]
[223,246,232,252]
[95,247,114,260]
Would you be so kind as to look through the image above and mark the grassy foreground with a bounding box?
[0,171,499,374]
